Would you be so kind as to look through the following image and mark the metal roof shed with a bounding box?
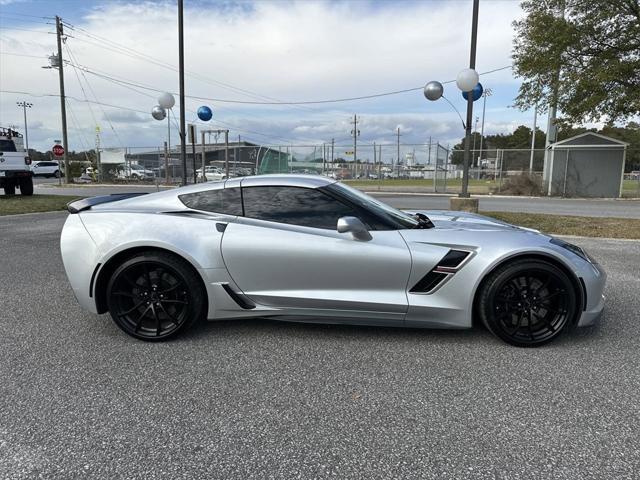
[543,132,628,198]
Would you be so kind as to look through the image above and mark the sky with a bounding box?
[0,0,540,162]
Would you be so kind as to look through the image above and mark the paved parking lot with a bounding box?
[1,211,639,479]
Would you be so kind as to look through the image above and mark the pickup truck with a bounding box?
[0,127,33,195]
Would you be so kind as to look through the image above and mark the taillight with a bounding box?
[25,156,32,165]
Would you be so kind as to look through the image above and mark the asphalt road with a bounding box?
[29,180,640,218]
[1,211,639,479]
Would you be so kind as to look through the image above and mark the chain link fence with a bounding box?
[81,143,639,198]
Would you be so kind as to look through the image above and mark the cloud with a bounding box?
[0,0,525,152]
[104,111,147,124]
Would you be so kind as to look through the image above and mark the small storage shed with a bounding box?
[543,132,628,198]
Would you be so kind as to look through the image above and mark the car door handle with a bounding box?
[216,223,227,233]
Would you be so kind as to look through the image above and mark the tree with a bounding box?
[513,0,640,125]
[451,126,546,165]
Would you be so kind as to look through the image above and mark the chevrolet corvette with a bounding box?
[60,175,605,347]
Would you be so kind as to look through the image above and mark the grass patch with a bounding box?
[349,178,640,198]
[482,211,640,239]
[0,195,83,216]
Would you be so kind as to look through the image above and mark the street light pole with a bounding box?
[16,102,32,152]
[460,0,480,198]
[478,87,492,175]
[529,105,537,174]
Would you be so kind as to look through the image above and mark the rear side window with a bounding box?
[0,139,17,152]
[242,186,359,230]
[179,187,242,215]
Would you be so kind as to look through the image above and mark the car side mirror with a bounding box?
[337,216,372,241]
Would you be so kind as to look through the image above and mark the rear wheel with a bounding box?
[3,183,16,195]
[478,259,578,347]
[19,177,34,196]
[106,252,206,341]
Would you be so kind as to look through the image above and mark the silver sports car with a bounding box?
[60,175,605,347]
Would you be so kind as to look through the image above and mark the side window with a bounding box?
[0,140,17,152]
[242,186,359,230]
[179,187,242,215]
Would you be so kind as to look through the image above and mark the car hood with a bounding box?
[403,209,541,234]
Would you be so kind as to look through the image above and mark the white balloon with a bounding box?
[456,68,479,92]
[158,92,175,109]
[151,105,166,121]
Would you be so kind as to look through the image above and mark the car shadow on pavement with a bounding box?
[179,314,605,348]
[181,316,499,346]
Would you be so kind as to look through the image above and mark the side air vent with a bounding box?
[436,250,471,270]
[221,284,256,310]
[409,249,474,294]
[410,271,449,293]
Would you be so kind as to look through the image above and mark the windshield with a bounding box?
[324,182,420,229]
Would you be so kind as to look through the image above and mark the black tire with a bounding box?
[106,252,206,341]
[54,170,61,178]
[19,177,34,196]
[3,183,16,195]
[477,259,578,347]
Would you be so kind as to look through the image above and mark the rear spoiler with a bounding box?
[67,193,148,214]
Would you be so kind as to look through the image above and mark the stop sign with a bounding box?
[52,144,65,157]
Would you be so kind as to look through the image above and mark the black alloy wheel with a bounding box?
[478,259,577,347]
[106,252,206,341]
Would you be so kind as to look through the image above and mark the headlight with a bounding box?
[550,238,595,264]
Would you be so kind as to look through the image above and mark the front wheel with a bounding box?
[106,252,207,341]
[477,259,578,347]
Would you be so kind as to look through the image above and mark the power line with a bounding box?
[64,22,316,113]
[65,43,125,147]
[67,59,512,105]
[0,89,151,114]
[58,60,328,144]
[0,12,54,19]
[65,44,99,128]
[0,26,53,34]
[0,52,49,59]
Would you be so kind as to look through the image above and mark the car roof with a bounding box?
[239,174,336,188]
[90,174,337,212]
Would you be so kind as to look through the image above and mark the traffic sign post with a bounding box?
[52,144,65,158]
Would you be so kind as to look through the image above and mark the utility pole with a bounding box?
[460,0,479,198]
[350,115,359,177]
[177,0,187,186]
[188,124,197,184]
[236,134,241,175]
[200,131,206,182]
[16,101,32,152]
[55,16,70,183]
[224,129,229,178]
[331,138,335,164]
[164,141,169,185]
[396,127,401,177]
[95,126,101,182]
[322,143,326,174]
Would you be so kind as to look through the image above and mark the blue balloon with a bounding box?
[197,105,213,121]
[462,83,483,102]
